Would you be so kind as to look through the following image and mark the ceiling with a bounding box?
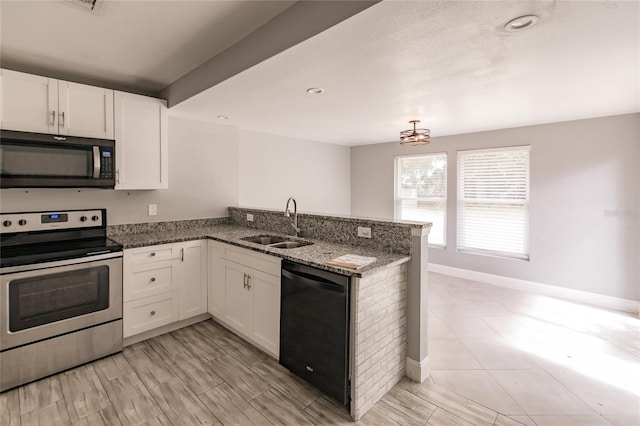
[2,1,639,146]
[0,0,295,93]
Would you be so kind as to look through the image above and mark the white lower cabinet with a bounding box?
[177,240,208,320]
[123,292,178,338]
[123,240,207,338]
[208,241,281,357]
[222,259,254,337]
[123,239,279,355]
[248,267,281,355]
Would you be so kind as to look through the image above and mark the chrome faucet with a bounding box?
[284,197,301,237]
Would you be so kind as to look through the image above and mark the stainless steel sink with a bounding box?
[269,241,309,249]
[241,234,313,249]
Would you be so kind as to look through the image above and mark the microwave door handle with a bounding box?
[92,146,101,178]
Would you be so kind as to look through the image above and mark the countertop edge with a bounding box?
[111,228,410,278]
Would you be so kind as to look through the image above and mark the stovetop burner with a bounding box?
[0,208,123,269]
[0,237,123,268]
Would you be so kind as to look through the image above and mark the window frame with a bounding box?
[394,152,448,248]
[456,145,531,260]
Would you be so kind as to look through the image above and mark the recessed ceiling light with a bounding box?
[306,88,324,94]
[504,14,540,32]
[217,115,229,120]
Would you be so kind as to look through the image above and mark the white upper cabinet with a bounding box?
[0,69,114,139]
[59,81,114,139]
[0,70,54,134]
[114,91,168,190]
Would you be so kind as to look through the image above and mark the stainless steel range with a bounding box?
[0,209,123,392]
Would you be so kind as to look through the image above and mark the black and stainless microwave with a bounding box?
[0,130,115,189]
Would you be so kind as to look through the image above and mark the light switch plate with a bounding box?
[246,213,254,222]
[148,204,157,216]
[357,226,372,238]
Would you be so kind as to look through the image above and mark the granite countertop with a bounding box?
[110,224,410,277]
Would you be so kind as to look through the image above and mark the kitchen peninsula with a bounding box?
[109,207,431,420]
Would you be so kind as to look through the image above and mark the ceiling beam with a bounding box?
[161,0,380,107]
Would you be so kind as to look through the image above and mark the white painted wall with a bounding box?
[238,129,351,215]
[0,116,240,224]
[351,114,640,301]
[0,118,352,225]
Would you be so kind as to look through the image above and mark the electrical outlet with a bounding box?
[357,226,372,238]
[246,213,254,222]
[148,204,157,216]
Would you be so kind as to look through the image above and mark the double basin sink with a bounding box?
[241,234,313,249]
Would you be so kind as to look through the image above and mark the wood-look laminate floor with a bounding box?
[6,271,636,426]
[1,317,521,426]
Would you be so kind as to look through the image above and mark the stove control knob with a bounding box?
[2,220,11,227]
[80,216,88,222]
[18,219,27,226]
[92,215,100,221]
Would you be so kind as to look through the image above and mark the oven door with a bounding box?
[0,252,122,351]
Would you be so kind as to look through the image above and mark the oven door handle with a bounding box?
[0,251,123,275]
[93,146,101,179]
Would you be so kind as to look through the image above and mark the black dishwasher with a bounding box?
[280,260,351,406]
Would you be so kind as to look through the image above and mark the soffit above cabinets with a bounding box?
[0,0,296,94]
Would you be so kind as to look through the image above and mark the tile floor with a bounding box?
[1,315,523,426]
[1,272,638,426]
[428,272,640,426]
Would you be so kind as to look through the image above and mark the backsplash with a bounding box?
[107,216,230,236]
[229,207,430,255]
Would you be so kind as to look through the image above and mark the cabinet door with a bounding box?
[208,241,226,319]
[250,269,281,357]
[222,259,253,338]
[177,240,207,320]
[0,69,57,134]
[114,91,168,190]
[59,81,114,139]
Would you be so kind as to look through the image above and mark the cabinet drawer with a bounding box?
[221,244,281,277]
[125,262,173,302]
[123,292,176,338]
[128,245,176,264]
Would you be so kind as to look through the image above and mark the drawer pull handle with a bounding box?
[150,252,156,257]
[150,277,156,282]
[150,310,156,316]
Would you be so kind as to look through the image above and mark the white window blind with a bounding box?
[457,146,530,259]
[395,153,447,246]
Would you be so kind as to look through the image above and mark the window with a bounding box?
[395,153,447,246]
[457,146,530,259]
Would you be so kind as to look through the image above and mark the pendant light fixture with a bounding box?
[400,120,430,146]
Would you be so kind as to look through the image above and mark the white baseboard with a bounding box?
[429,263,640,315]
[406,356,430,383]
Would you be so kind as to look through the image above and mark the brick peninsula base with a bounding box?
[351,263,408,419]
